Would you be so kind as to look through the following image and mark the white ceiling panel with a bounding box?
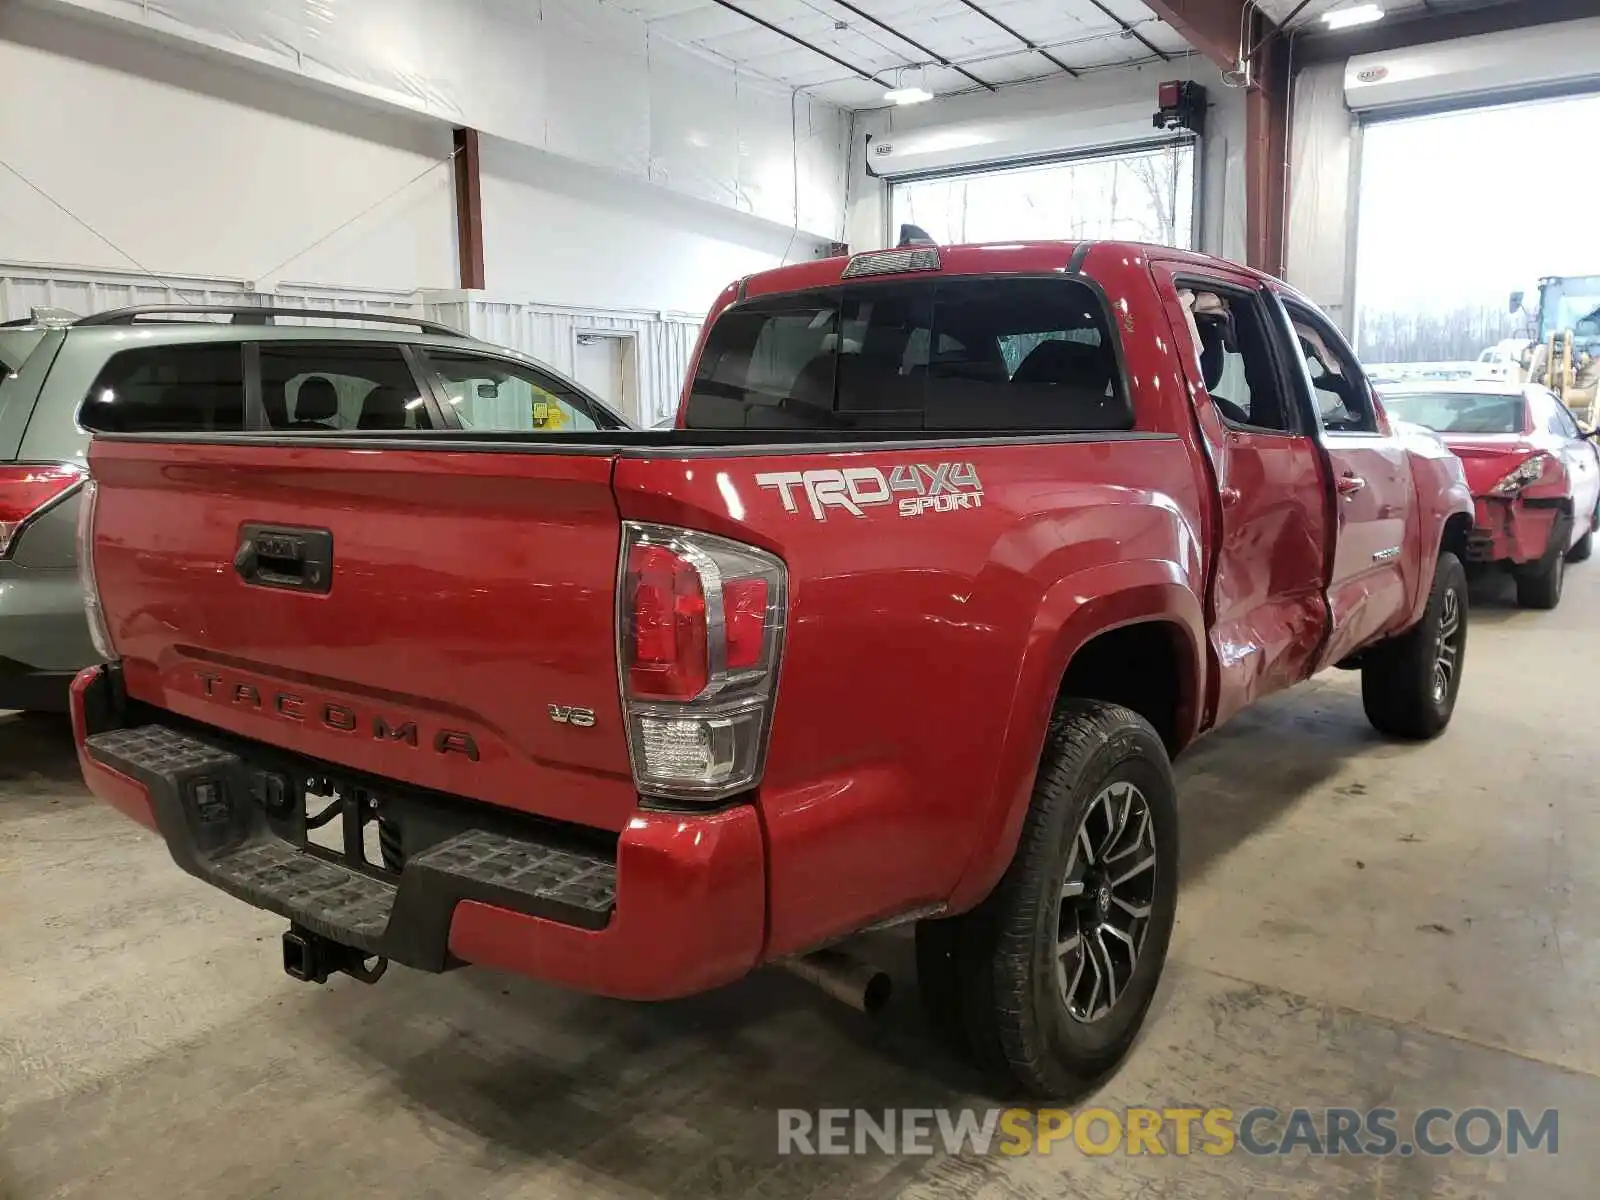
[624,0,1529,108]
[619,0,1203,108]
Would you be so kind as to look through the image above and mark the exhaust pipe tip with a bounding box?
[784,948,893,1016]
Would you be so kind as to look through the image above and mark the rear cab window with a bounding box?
[685,275,1130,433]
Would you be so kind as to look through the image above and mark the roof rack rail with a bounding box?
[73,305,466,338]
[1,306,81,329]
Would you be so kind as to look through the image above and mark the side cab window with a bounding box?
[1282,301,1380,434]
[1173,282,1298,434]
[421,350,622,432]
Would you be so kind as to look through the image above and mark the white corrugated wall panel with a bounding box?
[456,299,702,425]
[0,265,701,426]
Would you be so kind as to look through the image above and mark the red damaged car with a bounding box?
[1383,382,1600,608]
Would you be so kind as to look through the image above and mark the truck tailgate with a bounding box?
[88,438,638,832]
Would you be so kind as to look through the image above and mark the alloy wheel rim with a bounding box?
[1056,781,1157,1024]
[1432,586,1463,705]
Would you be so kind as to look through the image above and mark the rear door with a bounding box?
[1150,262,1331,727]
[1278,298,1417,667]
[1534,387,1600,534]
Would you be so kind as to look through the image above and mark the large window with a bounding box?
[422,351,624,432]
[685,277,1129,432]
[81,344,246,433]
[891,142,1195,249]
[258,343,432,432]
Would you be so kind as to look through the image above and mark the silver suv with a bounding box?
[0,304,626,711]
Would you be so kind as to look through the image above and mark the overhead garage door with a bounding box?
[1286,14,1600,369]
[890,140,1197,249]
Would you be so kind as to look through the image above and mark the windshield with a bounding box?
[1383,391,1525,434]
[1541,280,1600,341]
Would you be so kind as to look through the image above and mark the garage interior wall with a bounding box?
[844,58,1247,261]
[0,0,850,422]
[1284,62,1355,332]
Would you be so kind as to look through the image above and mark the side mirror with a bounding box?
[1509,290,1525,313]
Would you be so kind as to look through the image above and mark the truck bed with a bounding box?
[84,424,1207,960]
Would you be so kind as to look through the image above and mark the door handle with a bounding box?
[1336,474,1367,498]
[235,524,334,594]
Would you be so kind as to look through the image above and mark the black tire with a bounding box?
[1566,508,1595,563]
[1362,550,1468,739]
[1515,550,1565,609]
[915,700,1179,1097]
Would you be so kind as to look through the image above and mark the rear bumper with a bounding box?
[0,562,99,710]
[0,660,76,712]
[1467,496,1569,566]
[70,666,766,1000]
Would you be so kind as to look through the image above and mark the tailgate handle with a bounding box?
[235,524,334,594]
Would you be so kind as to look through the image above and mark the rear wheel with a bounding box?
[1362,550,1468,739]
[1565,504,1596,563]
[1516,550,1565,609]
[915,700,1178,1097]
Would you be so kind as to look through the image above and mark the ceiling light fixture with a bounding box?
[1322,3,1385,30]
[884,85,934,105]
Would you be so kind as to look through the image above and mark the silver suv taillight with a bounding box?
[617,522,786,803]
[76,478,117,660]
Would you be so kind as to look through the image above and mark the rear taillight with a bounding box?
[1491,452,1559,496]
[75,478,116,660]
[619,522,786,803]
[0,462,84,556]
[627,542,710,700]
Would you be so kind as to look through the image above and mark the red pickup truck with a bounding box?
[72,241,1473,1097]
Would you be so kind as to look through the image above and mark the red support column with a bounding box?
[452,127,485,291]
[1143,0,1289,274]
[1245,35,1290,277]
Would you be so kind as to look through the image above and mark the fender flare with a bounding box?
[1404,459,1475,630]
[944,559,1206,914]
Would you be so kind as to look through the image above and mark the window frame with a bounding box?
[414,346,627,433]
[1171,274,1311,438]
[1277,295,1383,437]
[686,272,1136,435]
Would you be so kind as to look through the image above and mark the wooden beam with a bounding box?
[452,127,485,291]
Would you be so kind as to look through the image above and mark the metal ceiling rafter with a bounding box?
[1081,0,1172,61]
[706,0,893,87]
[949,0,1081,78]
[826,0,998,91]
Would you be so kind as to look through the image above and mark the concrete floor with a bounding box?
[2,569,1597,1199]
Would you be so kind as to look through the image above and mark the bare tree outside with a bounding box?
[893,143,1194,249]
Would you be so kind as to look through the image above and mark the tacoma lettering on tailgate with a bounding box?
[194,670,481,761]
[755,463,983,521]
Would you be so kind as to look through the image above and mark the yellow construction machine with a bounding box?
[1512,276,1600,423]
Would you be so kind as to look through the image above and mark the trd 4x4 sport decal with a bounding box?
[755,463,983,521]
